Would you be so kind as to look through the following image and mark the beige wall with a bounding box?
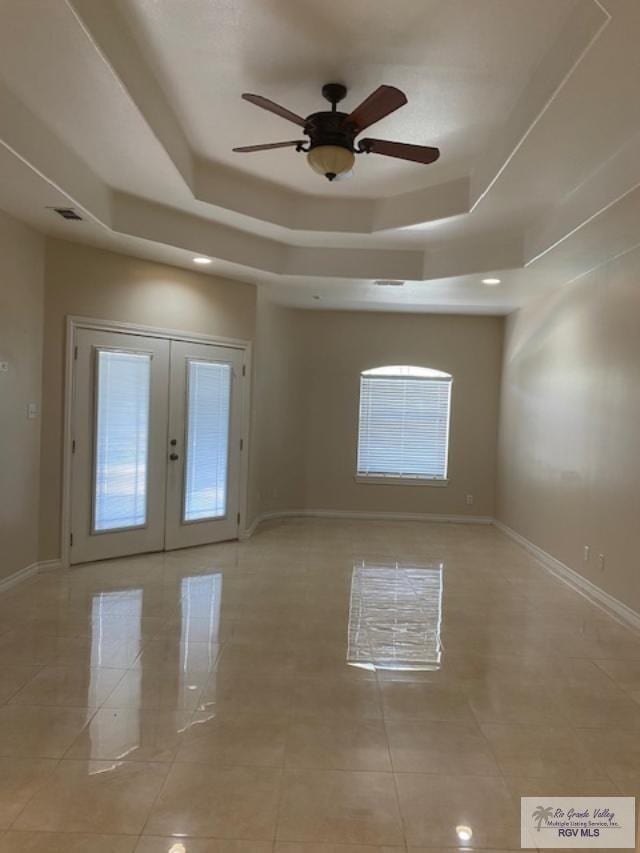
[4,217,638,614]
[26,236,503,560]
[0,211,44,581]
[497,246,640,613]
[252,303,503,519]
[248,294,307,521]
[39,238,256,562]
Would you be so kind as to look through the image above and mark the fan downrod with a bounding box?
[321,83,347,111]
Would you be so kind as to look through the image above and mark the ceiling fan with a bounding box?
[233,83,440,182]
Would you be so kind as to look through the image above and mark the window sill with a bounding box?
[355,475,450,487]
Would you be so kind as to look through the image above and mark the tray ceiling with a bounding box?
[0,0,639,314]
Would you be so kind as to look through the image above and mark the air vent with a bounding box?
[50,207,83,221]
[374,279,404,287]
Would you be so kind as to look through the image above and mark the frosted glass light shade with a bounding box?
[307,145,355,180]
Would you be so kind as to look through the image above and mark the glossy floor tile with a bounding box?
[176,711,288,767]
[144,763,281,839]
[66,708,194,763]
[0,758,57,828]
[8,665,126,708]
[285,715,391,771]
[395,772,520,847]
[0,705,94,758]
[0,666,42,704]
[481,720,609,779]
[385,719,500,775]
[0,832,137,852]
[13,759,169,834]
[135,842,271,853]
[277,769,403,844]
[0,518,639,849]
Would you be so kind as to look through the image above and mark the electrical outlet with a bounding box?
[27,402,38,420]
[465,494,474,505]
[598,554,605,571]
[583,545,590,562]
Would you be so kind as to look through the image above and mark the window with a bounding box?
[356,365,452,482]
[183,360,231,522]
[93,349,151,531]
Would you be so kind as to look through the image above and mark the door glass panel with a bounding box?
[93,350,151,532]
[183,360,231,522]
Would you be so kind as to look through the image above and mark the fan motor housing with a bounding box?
[304,111,356,152]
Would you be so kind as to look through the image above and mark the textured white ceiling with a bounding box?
[0,0,187,201]
[115,0,574,197]
[1,0,639,315]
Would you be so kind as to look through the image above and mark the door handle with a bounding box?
[169,452,179,461]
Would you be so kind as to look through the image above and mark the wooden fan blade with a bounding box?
[233,140,304,152]
[344,85,407,132]
[359,138,440,164]
[241,93,307,127]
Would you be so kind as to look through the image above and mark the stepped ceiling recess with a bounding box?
[1,0,640,313]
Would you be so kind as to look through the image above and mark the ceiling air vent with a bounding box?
[50,207,83,221]
[374,279,404,287]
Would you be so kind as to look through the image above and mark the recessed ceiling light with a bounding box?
[482,277,501,286]
[193,256,212,265]
[456,825,473,842]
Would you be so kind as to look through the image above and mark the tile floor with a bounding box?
[0,518,638,852]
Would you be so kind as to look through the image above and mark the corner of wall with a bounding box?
[0,210,45,582]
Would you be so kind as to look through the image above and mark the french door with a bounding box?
[69,328,244,564]
[165,340,243,550]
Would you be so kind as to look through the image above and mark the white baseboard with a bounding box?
[241,508,493,539]
[0,562,39,594]
[239,516,262,539]
[37,559,63,573]
[494,519,640,632]
[0,558,63,595]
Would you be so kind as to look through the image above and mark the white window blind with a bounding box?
[357,366,452,480]
[93,349,151,532]
[183,360,231,522]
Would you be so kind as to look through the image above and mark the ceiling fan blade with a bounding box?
[241,93,307,128]
[344,85,407,132]
[233,140,304,153]
[359,138,440,164]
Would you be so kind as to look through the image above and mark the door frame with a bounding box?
[61,315,252,569]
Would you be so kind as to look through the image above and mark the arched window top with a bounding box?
[362,365,451,379]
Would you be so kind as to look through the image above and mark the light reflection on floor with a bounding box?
[348,561,443,671]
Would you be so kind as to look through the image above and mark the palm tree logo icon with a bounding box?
[532,806,554,832]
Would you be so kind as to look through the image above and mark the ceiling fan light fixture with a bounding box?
[307,145,355,181]
[235,84,440,182]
